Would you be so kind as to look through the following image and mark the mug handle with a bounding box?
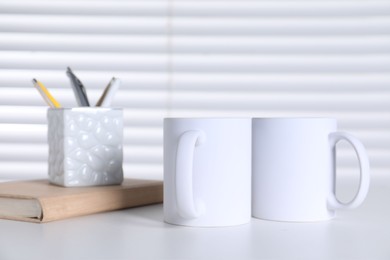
[328,132,370,209]
[175,130,206,219]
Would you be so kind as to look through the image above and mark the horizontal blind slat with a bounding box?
[1,89,389,111]
[171,54,390,73]
[172,1,390,17]
[0,15,168,35]
[1,15,389,35]
[0,33,167,53]
[3,33,390,54]
[166,110,390,129]
[0,1,168,16]
[171,17,390,36]
[2,70,390,91]
[2,107,390,129]
[170,92,390,111]
[1,1,389,17]
[2,52,390,72]
[170,73,390,91]
[0,69,168,89]
[0,124,46,143]
[0,88,168,108]
[172,36,390,54]
[0,51,168,71]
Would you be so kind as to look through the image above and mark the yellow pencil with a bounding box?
[32,79,62,108]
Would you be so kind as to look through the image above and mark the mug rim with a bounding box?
[164,117,251,121]
[252,117,336,120]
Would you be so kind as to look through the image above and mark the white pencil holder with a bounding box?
[47,108,123,187]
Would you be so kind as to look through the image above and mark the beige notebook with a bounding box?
[0,179,163,223]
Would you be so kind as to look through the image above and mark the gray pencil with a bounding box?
[66,67,90,107]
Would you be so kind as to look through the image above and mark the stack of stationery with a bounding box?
[32,67,121,107]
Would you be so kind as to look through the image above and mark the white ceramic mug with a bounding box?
[164,118,251,227]
[252,118,370,222]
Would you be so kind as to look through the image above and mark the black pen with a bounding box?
[66,67,90,106]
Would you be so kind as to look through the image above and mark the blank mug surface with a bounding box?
[252,118,370,222]
[164,118,251,227]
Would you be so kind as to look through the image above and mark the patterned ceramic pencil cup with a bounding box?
[47,108,124,187]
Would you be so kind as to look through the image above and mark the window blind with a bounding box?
[0,0,389,182]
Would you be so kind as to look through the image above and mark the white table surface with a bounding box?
[1,175,390,260]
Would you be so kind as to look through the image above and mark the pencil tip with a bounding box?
[32,78,37,83]
[67,67,77,79]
